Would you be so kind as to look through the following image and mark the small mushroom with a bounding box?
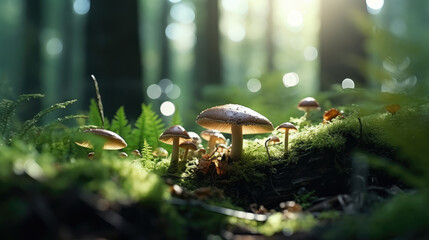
[196,104,274,161]
[88,152,95,160]
[386,104,400,116]
[276,122,297,155]
[75,128,127,150]
[153,147,169,158]
[298,97,320,118]
[179,141,198,160]
[200,130,226,153]
[159,125,191,174]
[323,108,343,124]
[131,149,141,157]
[118,152,128,158]
[187,131,202,145]
[267,135,281,145]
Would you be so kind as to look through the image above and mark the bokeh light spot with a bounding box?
[303,46,318,61]
[282,72,299,88]
[165,84,181,99]
[160,101,175,116]
[227,24,246,42]
[159,79,173,91]
[287,10,303,27]
[170,3,195,24]
[366,0,384,14]
[342,78,355,89]
[46,38,63,56]
[247,78,261,92]
[73,0,90,15]
[147,84,162,99]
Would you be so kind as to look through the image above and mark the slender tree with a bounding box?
[86,0,143,119]
[319,0,367,90]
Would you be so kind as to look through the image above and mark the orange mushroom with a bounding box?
[386,104,400,116]
[323,108,343,124]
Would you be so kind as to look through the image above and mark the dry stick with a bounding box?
[265,138,283,197]
[91,75,105,128]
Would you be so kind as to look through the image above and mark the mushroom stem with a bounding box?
[208,137,216,153]
[284,129,290,155]
[183,149,189,160]
[230,124,243,161]
[168,137,180,174]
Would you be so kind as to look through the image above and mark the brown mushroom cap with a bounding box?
[200,130,226,143]
[196,104,274,134]
[159,125,191,145]
[188,131,202,144]
[276,122,297,132]
[297,97,320,111]
[179,141,198,151]
[75,128,127,150]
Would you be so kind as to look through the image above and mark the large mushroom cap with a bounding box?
[196,104,274,134]
[298,97,320,111]
[276,122,297,132]
[159,125,191,145]
[75,128,127,150]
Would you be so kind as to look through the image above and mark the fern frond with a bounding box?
[141,139,154,162]
[45,114,88,127]
[0,94,44,138]
[110,106,131,144]
[88,98,103,127]
[129,103,165,151]
[14,99,77,139]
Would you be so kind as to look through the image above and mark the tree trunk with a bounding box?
[319,0,367,90]
[86,0,143,119]
[22,0,42,118]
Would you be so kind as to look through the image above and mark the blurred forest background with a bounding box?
[0,0,428,130]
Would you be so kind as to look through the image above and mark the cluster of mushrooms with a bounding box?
[75,96,358,175]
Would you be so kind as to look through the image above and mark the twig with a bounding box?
[91,75,105,128]
[265,138,283,197]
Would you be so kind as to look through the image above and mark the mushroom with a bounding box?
[276,122,297,155]
[179,141,198,160]
[267,135,281,145]
[75,128,127,150]
[200,129,226,153]
[188,131,202,145]
[153,147,169,158]
[386,104,400,116]
[118,152,128,158]
[131,149,141,157]
[323,108,343,124]
[159,125,191,173]
[196,104,274,161]
[298,97,320,118]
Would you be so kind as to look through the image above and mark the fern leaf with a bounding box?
[129,103,165,151]
[0,94,44,138]
[110,106,131,144]
[14,99,77,139]
[88,98,103,127]
[141,139,154,162]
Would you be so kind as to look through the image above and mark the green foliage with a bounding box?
[14,99,77,140]
[129,103,166,151]
[109,106,131,145]
[0,94,44,140]
[88,98,103,127]
[294,190,317,210]
[141,139,154,168]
